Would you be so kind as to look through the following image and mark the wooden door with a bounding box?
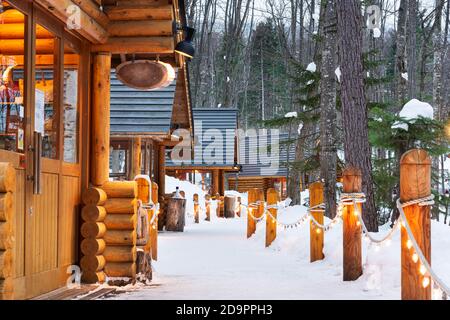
[0,0,87,299]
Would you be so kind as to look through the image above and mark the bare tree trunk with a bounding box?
[319,0,338,219]
[407,0,418,99]
[395,0,408,110]
[337,0,378,232]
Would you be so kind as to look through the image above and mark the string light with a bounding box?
[406,239,413,250]
[419,264,427,276]
[316,228,321,234]
[412,253,419,263]
[422,277,430,289]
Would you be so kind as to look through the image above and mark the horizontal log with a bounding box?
[0,24,54,39]
[81,222,106,239]
[1,54,79,66]
[104,230,136,246]
[103,245,137,262]
[71,0,110,28]
[81,238,106,256]
[103,0,170,6]
[104,213,136,230]
[108,20,173,37]
[104,5,173,21]
[0,193,13,222]
[0,39,55,55]
[104,262,136,278]
[81,205,107,222]
[91,37,174,54]
[104,198,137,214]
[0,10,24,23]
[0,163,16,193]
[0,250,12,279]
[0,222,13,250]
[81,271,106,284]
[80,255,106,272]
[33,0,108,44]
[102,181,137,198]
[82,187,107,206]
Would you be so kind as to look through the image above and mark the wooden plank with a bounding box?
[108,20,173,37]
[91,37,174,54]
[247,189,258,238]
[104,5,173,21]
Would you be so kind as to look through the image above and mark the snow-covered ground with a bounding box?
[104,193,450,300]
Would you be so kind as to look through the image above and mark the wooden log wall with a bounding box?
[0,163,16,300]
[150,182,159,260]
[101,181,138,279]
[228,177,274,196]
[81,187,107,283]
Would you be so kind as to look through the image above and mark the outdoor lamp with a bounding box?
[175,26,196,59]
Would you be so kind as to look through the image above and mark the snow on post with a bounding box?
[342,167,363,281]
[400,149,432,300]
[309,181,325,262]
[306,62,317,73]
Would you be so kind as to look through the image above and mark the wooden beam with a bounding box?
[91,52,111,186]
[34,0,108,44]
[104,5,173,21]
[103,0,170,6]
[5,54,79,66]
[130,137,142,180]
[158,144,166,194]
[0,39,55,55]
[71,0,110,28]
[91,37,173,54]
[108,20,173,37]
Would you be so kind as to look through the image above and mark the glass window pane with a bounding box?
[63,42,79,163]
[0,3,26,153]
[35,23,58,159]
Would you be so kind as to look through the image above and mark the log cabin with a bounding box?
[166,108,240,195]
[0,0,192,299]
[227,133,297,199]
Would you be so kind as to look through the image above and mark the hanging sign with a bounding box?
[35,89,45,134]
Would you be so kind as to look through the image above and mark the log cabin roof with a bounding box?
[166,108,239,168]
[234,133,297,178]
[110,70,177,136]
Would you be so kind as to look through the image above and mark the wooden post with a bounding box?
[166,197,186,232]
[236,196,241,217]
[257,189,265,219]
[130,137,142,180]
[342,167,363,281]
[215,193,222,217]
[247,189,258,238]
[212,169,220,195]
[309,181,325,262]
[400,149,431,300]
[224,196,236,218]
[193,194,200,223]
[205,194,211,221]
[158,144,166,195]
[266,188,278,247]
[91,52,111,186]
[150,182,159,260]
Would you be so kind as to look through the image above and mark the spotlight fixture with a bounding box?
[175,26,196,59]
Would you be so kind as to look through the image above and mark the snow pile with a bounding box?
[285,111,298,118]
[306,62,317,73]
[401,72,408,80]
[392,99,434,131]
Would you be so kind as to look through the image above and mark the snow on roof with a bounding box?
[392,99,434,131]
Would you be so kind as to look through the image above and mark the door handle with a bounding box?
[33,131,42,195]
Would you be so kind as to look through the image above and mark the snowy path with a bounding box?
[105,205,450,300]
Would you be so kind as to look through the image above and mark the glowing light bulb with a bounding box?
[422,277,430,288]
[419,265,427,276]
[316,228,321,234]
[356,221,361,226]
[412,253,419,263]
[354,210,359,217]
[406,240,412,250]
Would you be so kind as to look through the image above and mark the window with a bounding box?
[0,2,26,153]
[35,23,58,159]
[63,42,80,163]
